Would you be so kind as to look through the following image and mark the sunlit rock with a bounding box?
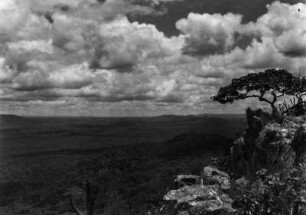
[202,166,231,190]
[164,185,235,215]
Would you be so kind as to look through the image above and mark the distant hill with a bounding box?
[0,114,23,120]
[0,114,37,129]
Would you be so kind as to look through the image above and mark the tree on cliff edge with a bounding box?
[212,69,298,114]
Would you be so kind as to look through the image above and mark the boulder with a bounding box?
[202,166,231,190]
[164,185,235,215]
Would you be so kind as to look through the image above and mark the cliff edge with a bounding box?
[162,111,306,215]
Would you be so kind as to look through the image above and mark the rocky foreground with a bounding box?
[163,111,306,215]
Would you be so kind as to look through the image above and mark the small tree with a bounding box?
[212,69,301,115]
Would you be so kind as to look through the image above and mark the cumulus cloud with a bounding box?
[174,2,306,60]
[4,59,214,107]
[176,12,242,55]
[0,0,186,107]
[252,2,306,58]
[94,0,160,20]
[90,17,184,70]
[178,1,306,88]
[2,0,306,116]
[15,14,52,41]
[8,40,54,54]
[0,0,29,41]
[151,0,184,5]
[275,31,306,57]
[48,63,95,89]
[242,38,292,69]
[0,57,17,83]
[10,62,95,91]
[51,13,96,53]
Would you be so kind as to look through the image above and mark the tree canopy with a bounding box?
[212,69,306,115]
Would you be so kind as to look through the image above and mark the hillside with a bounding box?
[0,114,246,156]
[0,114,246,214]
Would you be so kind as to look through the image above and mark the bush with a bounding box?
[233,165,306,215]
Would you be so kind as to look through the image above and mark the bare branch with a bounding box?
[245,95,273,105]
[290,98,295,106]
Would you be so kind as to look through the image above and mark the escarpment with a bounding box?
[163,109,306,215]
[230,109,306,178]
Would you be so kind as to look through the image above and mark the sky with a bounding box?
[0,0,306,116]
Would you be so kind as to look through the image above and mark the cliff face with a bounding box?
[230,112,306,178]
[163,111,306,215]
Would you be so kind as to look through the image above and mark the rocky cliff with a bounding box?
[163,111,306,215]
[230,111,306,178]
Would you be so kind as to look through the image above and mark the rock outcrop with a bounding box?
[202,167,230,190]
[164,184,235,215]
[163,167,235,215]
[229,110,306,178]
[252,122,296,172]
[163,110,306,215]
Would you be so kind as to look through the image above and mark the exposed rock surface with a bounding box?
[252,122,296,172]
[164,167,234,215]
[230,112,306,178]
[202,167,230,190]
[164,185,235,215]
[164,111,306,215]
[227,113,306,214]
